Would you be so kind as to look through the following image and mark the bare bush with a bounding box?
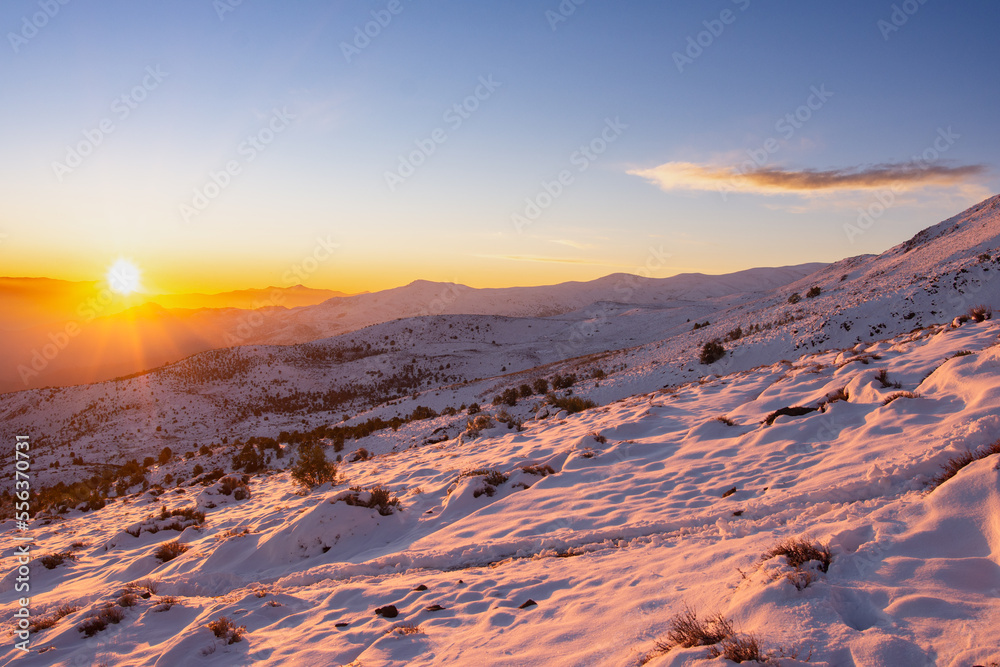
[154,541,189,563]
[928,440,1000,492]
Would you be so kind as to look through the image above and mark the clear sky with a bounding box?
[1,0,997,294]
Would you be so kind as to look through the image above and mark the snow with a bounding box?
[1,196,999,665]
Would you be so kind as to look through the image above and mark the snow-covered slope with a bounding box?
[1,195,999,666]
[228,263,827,346]
[1,317,998,666]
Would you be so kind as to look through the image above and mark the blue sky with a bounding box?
[1,0,997,293]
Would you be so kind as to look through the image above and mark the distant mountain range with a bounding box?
[0,265,824,394]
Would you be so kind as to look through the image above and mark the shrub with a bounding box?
[707,633,768,663]
[153,596,178,612]
[339,486,402,515]
[78,605,124,637]
[883,391,919,406]
[409,405,438,421]
[762,538,832,573]
[699,340,725,365]
[465,414,494,438]
[531,378,549,394]
[819,387,850,409]
[458,469,509,498]
[29,604,79,633]
[787,292,802,304]
[158,447,172,465]
[386,623,422,636]
[207,616,246,644]
[551,373,577,390]
[494,388,519,407]
[494,409,523,431]
[232,442,266,473]
[928,440,1000,492]
[291,443,337,489]
[969,305,992,322]
[349,447,371,462]
[656,607,733,650]
[192,464,204,476]
[724,327,743,342]
[154,541,189,563]
[199,444,213,456]
[715,416,737,426]
[128,578,160,595]
[39,551,76,569]
[548,395,596,414]
[874,369,902,389]
[219,475,250,498]
[467,402,480,414]
[806,286,821,298]
[518,384,533,398]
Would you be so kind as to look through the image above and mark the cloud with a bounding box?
[548,239,595,250]
[628,161,989,197]
[475,254,616,266]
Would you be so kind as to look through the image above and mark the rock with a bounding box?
[335,622,349,628]
[519,599,537,609]
[374,605,399,618]
[412,584,428,592]
[424,604,446,612]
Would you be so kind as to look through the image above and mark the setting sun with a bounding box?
[107,258,142,295]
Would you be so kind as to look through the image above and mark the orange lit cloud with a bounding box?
[629,161,989,196]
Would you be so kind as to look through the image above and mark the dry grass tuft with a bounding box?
[882,391,920,406]
[928,440,1000,492]
[656,607,734,650]
[762,538,832,573]
[206,616,246,644]
[154,540,189,563]
[29,604,79,633]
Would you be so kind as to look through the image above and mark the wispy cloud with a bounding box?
[475,254,615,266]
[548,239,595,250]
[629,161,988,196]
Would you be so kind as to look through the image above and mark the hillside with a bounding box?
[0,265,821,394]
[0,196,998,665]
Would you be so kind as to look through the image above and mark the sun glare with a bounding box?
[107,258,142,295]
